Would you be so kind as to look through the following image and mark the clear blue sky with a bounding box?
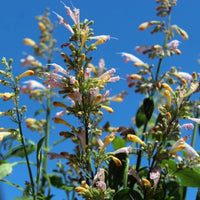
[0,0,200,199]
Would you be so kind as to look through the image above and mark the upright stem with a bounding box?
[40,58,52,193]
[16,110,36,199]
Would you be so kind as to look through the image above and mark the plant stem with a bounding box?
[16,105,36,199]
[123,155,130,188]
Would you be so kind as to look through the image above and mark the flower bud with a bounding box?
[111,156,122,167]
[23,38,36,47]
[127,134,146,146]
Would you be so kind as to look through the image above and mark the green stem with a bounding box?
[191,109,199,147]
[40,87,51,193]
[123,155,130,188]
[16,107,36,199]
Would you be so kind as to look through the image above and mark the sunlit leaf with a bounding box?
[112,137,126,150]
[0,161,12,179]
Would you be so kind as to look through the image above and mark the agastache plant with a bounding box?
[0,1,200,200]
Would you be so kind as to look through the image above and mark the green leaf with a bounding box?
[107,154,127,190]
[49,174,64,188]
[13,197,32,200]
[0,160,12,179]
[162,159,200,187]
[135,104,146,128]
[113,188,143,200]
[175,167,200,187]
[0,179,23,191]
[34,109,45,117]
[112,137,126,150]
[36,136,45,184]
[5,144,36,159]
[143,97,154,120]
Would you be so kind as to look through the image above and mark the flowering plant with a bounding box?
[0,1,200,200]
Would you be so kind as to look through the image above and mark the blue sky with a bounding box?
[0,0,200,199]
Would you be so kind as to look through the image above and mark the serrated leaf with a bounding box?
[0,161,12,179]
[112,137,126,150]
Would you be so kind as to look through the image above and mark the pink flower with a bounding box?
[128,166,142,185]
[150,168,161,188]
[91,35,110,40]
[136,46,151,54]
[55,110,68,118]
[98,59,105,75]
[23,80,46,90]
[73,89,82,103]
[121,52,144,64]
[99,68,116,79]
[113,146,132,155]
[96,181,106,191]
[96,137,104,147]
[47,63,68,75]
[108,76,120,82]
[168,40,180,50]
[177,72,193,84]
[92,168,105,185]
[43,72,66,89]
[20,55,42,68]
[53,11,74,34]
[181,123,194,130]
[184,143,199,159]
[84,68,92,81]
[61,1,80,27]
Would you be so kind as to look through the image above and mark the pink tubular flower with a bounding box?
[92,168,105,185]
[84,68,92,81]
[20,55,42,68]
[43,72,66,89]
[108,76,120,83]
[181,123,194,130]
[177,72,193,84]
[72,89,82,103]
[150,168,161,188]
[55,110,68,118]
[136,46,151,54]
[184,143,199,159]
[96,181,106,191]
[53,11,74,34]
[23,80,46,90]
[99,68,116,79]
[113,146,132,155]
[61,1,80,27]
[168,40,180,50]
[128,166,142,185]
[121,52,144,65]
[98,59,105,75]
[96,137,104,147]
[91,35,110,41]
[47,63,68,75]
